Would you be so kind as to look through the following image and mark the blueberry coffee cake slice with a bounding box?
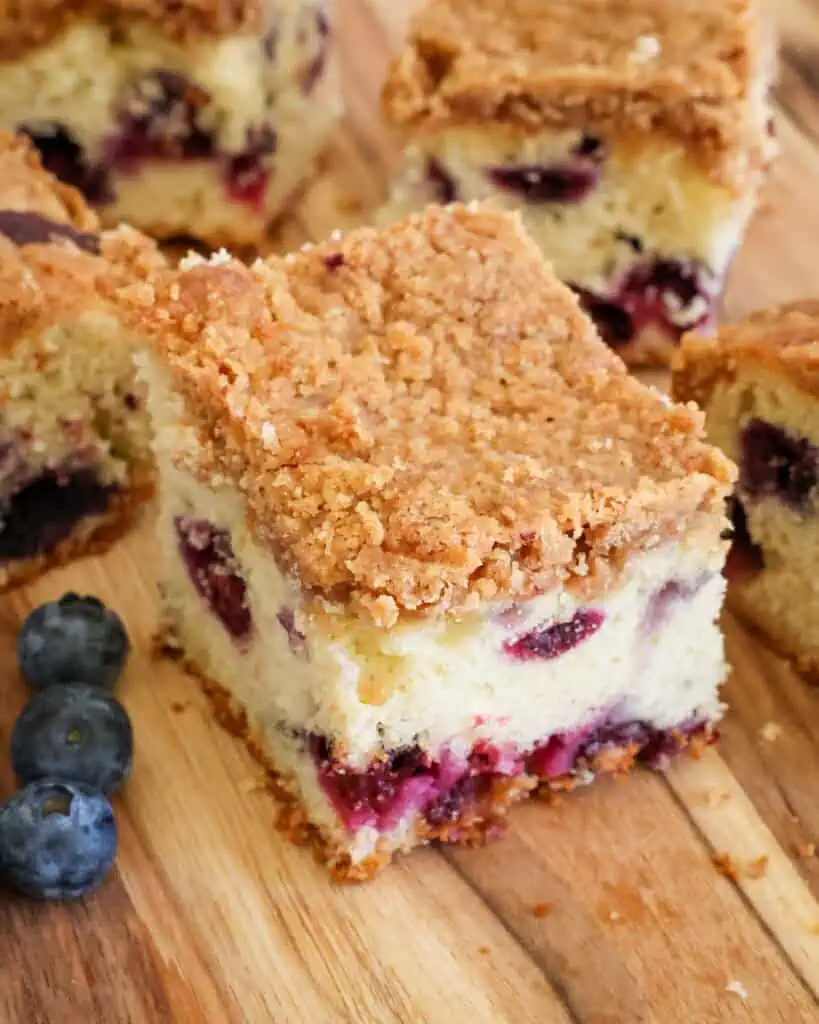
[0,0,341,247]
[124,204,734,880]
[673,301,819,678]
[0,132,160,590]
[381,0,776,366]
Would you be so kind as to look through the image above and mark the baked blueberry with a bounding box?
[17,593,130,690]
[0,780,117,900]
[11,684,133,794]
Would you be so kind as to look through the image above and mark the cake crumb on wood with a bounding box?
[532,901,553,918]
[795,842,816,859]
[745,855,769,879]
[712,851,739,879]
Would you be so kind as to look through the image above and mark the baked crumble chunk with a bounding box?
[673,301,819,678]
[0,131,161,590]
[0,0,341,247]
[381,0,776,367]
[124,203,734,879]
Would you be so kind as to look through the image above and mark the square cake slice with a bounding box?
[673,301,819,678]
[125,204,734,880]
[0,0,341,247]
[381,0,777,367]
[0,131,161,590]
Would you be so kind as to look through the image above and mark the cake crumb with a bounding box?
[712,852,739,880]
[745,855,769,879]
[795,842,816,859]
[705,789,731,808]
[631,34,661,63]
[170,701,187,714]
[609,910,621,922]
[759,721,783,742]
[532,901,553,918]
[725,979,749,1001]
[478,946,491,955]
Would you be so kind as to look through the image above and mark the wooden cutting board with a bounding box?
[3,3,819,1021]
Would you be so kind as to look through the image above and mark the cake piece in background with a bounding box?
[0,132,161,590]
[124,203,735,880]
[673,301,819,679]
[0,1,341,247]
[381,0,776,366]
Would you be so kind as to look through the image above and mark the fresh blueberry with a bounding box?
[0,780,117,900]
[11,684,133,794]
[17,593,130,690]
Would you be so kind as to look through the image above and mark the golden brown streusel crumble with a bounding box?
[121,203,734,626]
[0,0,267,60]
[0,132,164,351]
[383,0,773,177]
[673,300,819,408]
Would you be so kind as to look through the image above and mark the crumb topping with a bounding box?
[125,204,733,625]
[0,132,163,347]
[383,0,774,174]
[0,0,267,59]
[673,300,819,408]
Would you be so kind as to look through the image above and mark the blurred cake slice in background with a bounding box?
[0,131,161,589]
[381,0,777,366]
[0,1,342,247]
[674,301,819,678]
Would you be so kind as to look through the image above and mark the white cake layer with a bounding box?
[102,73,340,244]
[0,4,341,239]
[0,4,329,151]
[144,357,729,769]
[0,309,152,491]
[381,129,765,295]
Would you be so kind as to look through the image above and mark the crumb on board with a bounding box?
[745,855,769,880]
[795,842,816,859]
[725,979,749,1001]
[170,701,187,714]
[609,910,622,922]
[712,852,739,880]
[705,789,731,808]
[532,901,553,918]
[478,946,491,955]
[536,789,564,807]
[759,721,783,742]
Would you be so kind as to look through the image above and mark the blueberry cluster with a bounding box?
[0,594,132,900]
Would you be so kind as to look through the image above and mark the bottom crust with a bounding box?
[155,623,716,882]
[0,470,155,593]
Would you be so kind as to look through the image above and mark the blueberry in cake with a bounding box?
[123,204,734,880]
[0,131,160,590]
[381,0,777,367]
[673,301,819,679]
[0,0,341,247]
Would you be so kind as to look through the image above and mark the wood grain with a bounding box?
[2,3,819,1022]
